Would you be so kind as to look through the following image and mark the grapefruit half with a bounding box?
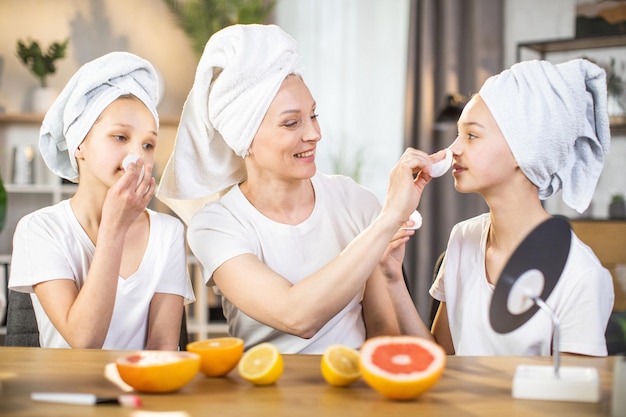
[115,350,200,393]
[359,336,446,400]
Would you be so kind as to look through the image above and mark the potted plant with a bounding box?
[609,193,626,219]
[16,38,69,113]
[164,0,275,57]
[607,57,625,119]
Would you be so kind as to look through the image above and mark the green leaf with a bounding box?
[16,38,69,87]
[164,0,275,57]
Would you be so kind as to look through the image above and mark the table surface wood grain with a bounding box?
[0,347,618,417]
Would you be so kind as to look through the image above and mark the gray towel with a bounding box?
[479,59,610,213]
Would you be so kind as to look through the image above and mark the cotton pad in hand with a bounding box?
[402,210,423,230]
[122,154,145,184]
[430,148,452,178]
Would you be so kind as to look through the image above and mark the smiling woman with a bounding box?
[156,23,443,354]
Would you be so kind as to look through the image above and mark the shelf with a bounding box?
[612,116,626,136]
[516,35,626,137]
[517,34,626,60]
[0,113,44,124]
[0,112,181,126]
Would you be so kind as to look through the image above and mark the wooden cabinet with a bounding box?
[571,220,626,311]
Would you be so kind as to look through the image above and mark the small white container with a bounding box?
[12,144,35,184]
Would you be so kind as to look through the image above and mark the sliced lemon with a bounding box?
[238,342,283,385]
[321,344,361,387]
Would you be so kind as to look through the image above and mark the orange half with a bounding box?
[187,337,244,377]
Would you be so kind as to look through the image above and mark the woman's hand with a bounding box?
[381,148,447,227]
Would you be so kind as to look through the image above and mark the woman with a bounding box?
[157,24,444,353]
[9,52,195,350]
[382,58,614,356]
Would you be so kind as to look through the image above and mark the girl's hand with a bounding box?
[379,226,414,282]
[102,158,155,232]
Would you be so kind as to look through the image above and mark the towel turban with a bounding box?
[39,51,160,182]
[479,58,610,213]
[156,24,300,223]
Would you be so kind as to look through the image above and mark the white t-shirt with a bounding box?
[9,199,195,349]
[430,213,614,356]
[188,172,381,354]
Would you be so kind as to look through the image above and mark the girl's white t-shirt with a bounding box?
[9,200,195,349]
[430,213,614,356]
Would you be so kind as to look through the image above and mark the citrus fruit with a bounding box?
[187,337,244,377]
[237,342,283,385]
[359,336,446,400]
[320,344,361,386]
[115,350,200,393]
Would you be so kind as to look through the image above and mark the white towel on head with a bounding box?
[39,51,159,182]
[156,24,299,224]
[479,58,610,213]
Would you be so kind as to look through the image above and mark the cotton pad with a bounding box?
[430,148,452,178]
[402,210,423,230]
[122,154,145,185]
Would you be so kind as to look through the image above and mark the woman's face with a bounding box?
[75,95,157,188]
[449,94,519,197]
[247,75,321,182]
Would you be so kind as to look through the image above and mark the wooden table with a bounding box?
[0,347,618,416]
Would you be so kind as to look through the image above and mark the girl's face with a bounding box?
[449,94,519,197]
[75,95,157,187]
[247,75,321,182]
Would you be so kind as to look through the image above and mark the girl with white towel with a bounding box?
[382,58,615,356]
[9,52,195,350]
[156,24,445,354]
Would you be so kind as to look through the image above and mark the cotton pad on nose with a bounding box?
[430,148,452,178]
[122,154,145,185]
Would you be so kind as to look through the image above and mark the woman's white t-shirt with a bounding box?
[188,172,381,354]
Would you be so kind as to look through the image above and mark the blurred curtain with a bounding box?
[403,0,503,320]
